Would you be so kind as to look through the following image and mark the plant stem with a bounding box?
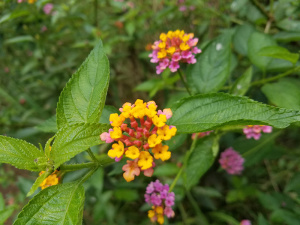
[178,69,192,96]
[87,148,98,162]
[186,190,209,225]
[169,137,198,192]
[78,167,98,185]
[60,162,98,171]
[251,66,300,86]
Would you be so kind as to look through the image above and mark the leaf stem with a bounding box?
[86,148,98,162]
[78,167,98,185]
[169,137,198,192]
[178,69,192,96]
[60,162,98,171]
[251,66,300,86]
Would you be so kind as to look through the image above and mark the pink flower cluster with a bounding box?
[145,180,175,224]
[219,147,244,175]
[149,30,201,74]
[243,125,272,140]
[43,3,54,15]
[240,220,252,225]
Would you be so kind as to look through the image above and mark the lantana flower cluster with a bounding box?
[219,147,244,175]
[149,30,201,74]
[243,125,272,140]
[39,171,60,190]
[100,99,177,182]
[145,180,175,224]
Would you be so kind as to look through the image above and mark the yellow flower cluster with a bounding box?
[39,171,60,190]
[148,206,164,224]
[101,99,177,182]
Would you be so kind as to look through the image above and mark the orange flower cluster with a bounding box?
[39,171,60,190]
[100,99,177,182]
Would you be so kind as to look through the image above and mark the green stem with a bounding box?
[186,190,209,225]
[169,137,198,192]
[178,69,192,96]
[251,66,300,86]
[78,167,98,185]
[60,162,98,171]
[87,148,98,162]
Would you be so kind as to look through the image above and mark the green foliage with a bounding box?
[51,123,110,169]
[262,78,300,110]
[26,170,52,197]
[56,41,109,130]
[0,136,47,171]
[187,32,232,94]
[184,136,218,189]
[169,93,300,133]
[230,66,253,96]
[14,182,85,225]
[258,45,299,64]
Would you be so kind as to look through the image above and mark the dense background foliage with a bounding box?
[1,0,300,224]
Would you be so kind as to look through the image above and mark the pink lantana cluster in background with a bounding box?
[243,125,272,140]
[219,147,244,175]
[43,3,54,15]
[191,131,213,139]
[145,180,175,224]
[240,220,252,225]
[149,30,201,74]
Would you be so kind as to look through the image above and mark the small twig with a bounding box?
[87,148,98,162]
[178,69,192,96]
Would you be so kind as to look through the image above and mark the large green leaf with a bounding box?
[262,78,300,110]
[56,41,110,129]
[51,123,110,169]
[169,93,300,133]
[186,32,232,94]
[13,182,85,225]
[0,136,47,171]
[233,23,255,55]
[184,137,218,189]
[248,32,276,71]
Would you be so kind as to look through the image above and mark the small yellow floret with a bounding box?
[28,0,37,3]
[125,146,140,159]
[148,210,155,218]
[182,34,190,42]
[39,171,59,190]
[108,141,124,158]
[152,144,171,161]
[109,113,125,127]
[156,206,164,214]
[157,215,164,224]
[158,42,166,49]
[167,46,176,54]
[157,125,177,140]
[110,127,122,139]
[121,104,132,118]
[148,134,162,148]
[145,103,157,118]
[157,50,167,59]
[160,33,167,42]
[138,151,153,170]
[153,114,167,128]
[180,42,190,51]
[167,31,173,38]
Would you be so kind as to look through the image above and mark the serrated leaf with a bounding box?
[258,46,299,64]
[26,170,52,197]
[184,137,217,189]
[248,32,276,71]
[169,93,300,133]
[187,32,232,94]
[230,66,253,96]
[56,41,110,129]
[0,206,15,224]
[14,182,85,225]
[51,123,110,169]
[0,136,47,171]
[262,78,300,110]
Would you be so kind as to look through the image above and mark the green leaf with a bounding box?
[258,46,299,64]
[114,189,139,202]
[4,36,34,45]
[153,163,180,177]
[0,193,4,211]
[209,212,240,225]
[184,137,218,189]
[186,32,232,94]
[13,182,85,225]
[233,23,255,55]
[274,31,300,42]
[230,66,253,96]
[271,209,300,225]
[51,123,110,169]
[134,79,163,92]
[284,172,300,194]
[277,19,300,32]
[0,206,15,224]
[56,41,110,129]
[0,136,47,171]
[169,93,300,133]
[262,78,300,110]
[258,214,270,225]
[26,170,52,197]
[248,32,276,71]
[36,116,58,133]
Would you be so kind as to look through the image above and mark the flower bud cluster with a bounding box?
[100,99,177,182]
[243,125,272,140]
[145,180,175,224]
[149,30,201,74]
[219,147,244,175]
